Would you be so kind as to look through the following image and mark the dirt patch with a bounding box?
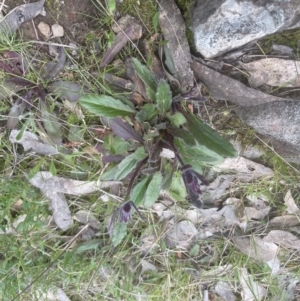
[5,0,97,44]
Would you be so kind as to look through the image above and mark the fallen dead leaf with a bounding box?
[233,236,278,262]
[244,206,270,221]
[9,130,58,155]
[202,264,233,279]
[74,210,101,230]
[240,268,266,301]
[215,281,236,301]
[43,189,73,230]
[268,215,300,229]
[163,218,198,249]
[29,171,120,195]
[263,230,300,249]
[284,190,300,215]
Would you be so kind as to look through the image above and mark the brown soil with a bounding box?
[5,0,98,44]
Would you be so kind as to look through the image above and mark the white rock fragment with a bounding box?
[51,23,64,38]
[37,21,51,39]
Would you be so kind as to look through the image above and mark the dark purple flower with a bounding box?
[181,165,209,208]
[120,201,132,223]
[119,201,144,223]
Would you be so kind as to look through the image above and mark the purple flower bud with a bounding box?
[118,201,144,223]
[119,201,132,223]
[181,165,209,208]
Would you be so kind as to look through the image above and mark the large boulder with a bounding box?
[192,0,300,58]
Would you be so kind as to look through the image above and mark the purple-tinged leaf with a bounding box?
[100,25,134,68]
[125,58,149,103]
[102,117,143,143]
[132,58,157,97]
[168,128,196,146]
[5,76,35,88]
[104,73,134,91]
[40,101,62,145]
[102,154,125,163]
[42,47,66,80]
[0,78,32,101]
[7,90,33,129]
[0,61,14,73]
[48,80,83,102]
[4,51,28,75]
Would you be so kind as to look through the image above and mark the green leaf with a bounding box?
[169,128,196,146]
[112,138,131,155]
[107,0,116,15]
[136,103,158,122]
[28,160,42,179]
[156,79,172,115]
[131,176,151,206]
[134,146,148,160]
[100,165,118,180]
[15,116,32,140]
[163,44,178,78]
[49,160,57,176]
[79,94,136,117]
[112,223,127,247]
[152,11,159,32]
[161,170,173,190]
[175,138,224,172]
[103,135,131,155]
[169,172,186,199]
[114,153,138,180]
[144,172,163,208]
[166,112,187,127]
[75,239,102,254]
[181,108,237,158]
[132,58,157,93]
[189,244,200,257]
[146,86,157,102]
[41,102,62,144]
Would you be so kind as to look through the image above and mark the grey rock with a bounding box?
[235,101,300,163]
[231,140,264,159]
[192,0,300,58]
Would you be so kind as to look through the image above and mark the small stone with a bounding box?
[48,45,58,56]
[37,22,51,39]
[51,24,64,38]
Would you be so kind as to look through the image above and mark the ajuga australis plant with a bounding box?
[79,58,237,246]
